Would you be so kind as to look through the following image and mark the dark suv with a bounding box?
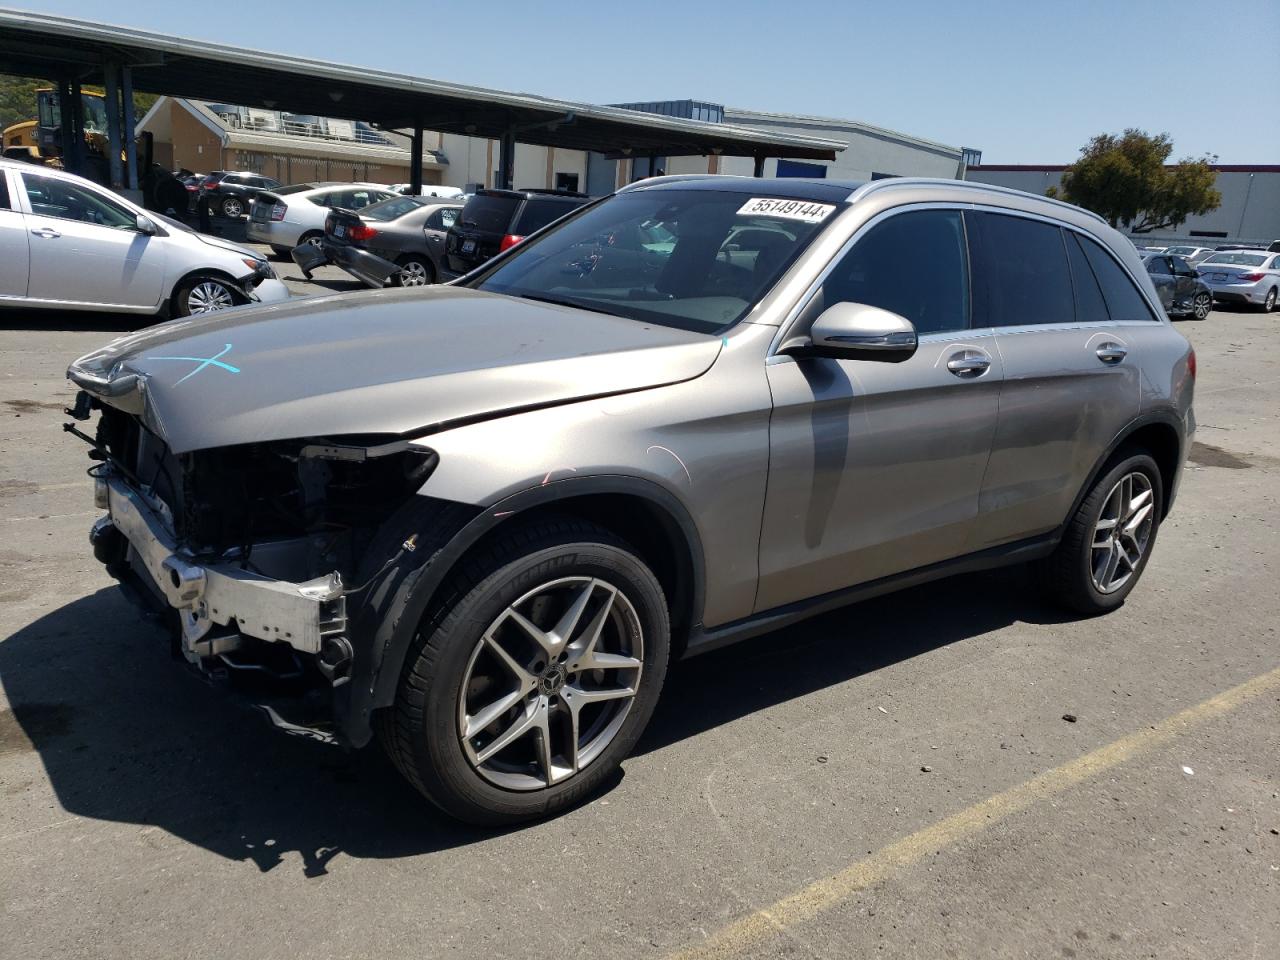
[199,170,282,219]
[444,188,590,277]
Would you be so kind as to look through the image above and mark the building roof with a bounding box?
[723,106,964,159]
[0,7,845,161]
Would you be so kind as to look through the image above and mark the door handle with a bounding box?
[31,227,61,239]
[946,351,991,378]
[1096,343,1128,364]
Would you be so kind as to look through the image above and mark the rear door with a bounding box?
[18,171,166,309]
[976,214,1145,547]
[757,207,1004,609]
[1144,255,1176,312]
[0,169,29,299]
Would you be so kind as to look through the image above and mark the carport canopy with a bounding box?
[0,7,844,190]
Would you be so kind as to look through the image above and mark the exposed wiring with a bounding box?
[343,534,418,596]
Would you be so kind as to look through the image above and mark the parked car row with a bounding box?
[1139,243,1280,314]
[289,186,592,288]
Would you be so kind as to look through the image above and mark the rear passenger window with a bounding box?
[515,199,578,235]
[1065,232,1109,324]
[0,174,9,209]
[820,209,969,335]
[1079,237,1159,322]
[970,212,1074,327]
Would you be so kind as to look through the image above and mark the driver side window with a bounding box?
[22,174,136,229]
[816,209,970,335]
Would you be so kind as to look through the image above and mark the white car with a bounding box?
[245,182,398,256]
[0,159,288,317]
[1163,244,1214,265]
[1197,250,1280,312]
[388,183,466,200]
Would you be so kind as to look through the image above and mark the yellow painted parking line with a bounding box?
[668,665,1280,960]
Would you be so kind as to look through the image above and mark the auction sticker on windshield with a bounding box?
[736,198,836,223]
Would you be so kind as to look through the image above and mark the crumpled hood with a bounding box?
[68,286,722,454]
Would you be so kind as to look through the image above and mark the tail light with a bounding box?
[203,181,218,191]
[1187,348,1196,380]
[1237,272,1264,282]
[270,202,286,221]
[348,223,377,242]
[499,234,524,252]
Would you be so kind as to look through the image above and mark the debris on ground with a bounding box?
[921,765,933,773]
[1062,713,1078,723]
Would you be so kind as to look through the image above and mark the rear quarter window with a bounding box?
[0,173,9,209]
[1079,235,1159,322]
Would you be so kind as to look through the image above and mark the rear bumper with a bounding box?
[324,241,402,289]
[1203,284,1266,303]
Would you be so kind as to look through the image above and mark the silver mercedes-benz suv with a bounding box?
[68,175,1195,823]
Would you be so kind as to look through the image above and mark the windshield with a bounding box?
[1202,252,1266,266]
[363,195,428,221]
[1166,246,1196,256]
[471,189,842,334]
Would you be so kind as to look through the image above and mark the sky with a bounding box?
[15,0,1280,163]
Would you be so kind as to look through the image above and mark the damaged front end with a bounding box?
[74,396,439,742]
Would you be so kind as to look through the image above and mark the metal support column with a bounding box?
[66,81,86,176]
[55,79,75,168]
[103,62,124,188]
[410,123,424,194]
[752,154,765,178]
[121,67,139,191]
[497,128,515,190]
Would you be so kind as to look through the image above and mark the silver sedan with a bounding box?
[1197,250,1280,311]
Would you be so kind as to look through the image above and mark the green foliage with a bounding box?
[1,73,159,131]
[1054,129,1221,234]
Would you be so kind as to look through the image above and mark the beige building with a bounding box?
[138,97,590,191]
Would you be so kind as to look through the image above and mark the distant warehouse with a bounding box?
[967,164,1280,247]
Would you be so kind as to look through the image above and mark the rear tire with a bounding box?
[221,196,244,219]
[1037,451,1163,615]
[1190,291,1211,320]
[1261,287,1277,313]
[393,255,435,287]
[377,519,670,825]
[269,245,292,259]
[299,231,324,249]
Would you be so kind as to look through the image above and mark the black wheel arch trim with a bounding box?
[1062,408,1186,529]
[334,474,706,748]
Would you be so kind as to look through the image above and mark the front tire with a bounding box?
[1037,452,1163,615]
[172,275,240,317]
[378,519,670,824]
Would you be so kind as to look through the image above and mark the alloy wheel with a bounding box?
[458,576,643,791]
[1090,472,1154,594]
[1192,292,1211,320]
[186,280,235,314]
[1266,289,1277,312]
[398,261,430,286]
[223,198,243,218]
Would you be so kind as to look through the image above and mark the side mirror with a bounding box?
[135,214,156,235]
[779,301,918,363]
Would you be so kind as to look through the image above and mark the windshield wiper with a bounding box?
[515,292,624,318]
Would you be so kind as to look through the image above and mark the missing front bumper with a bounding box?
[99,475,348,668]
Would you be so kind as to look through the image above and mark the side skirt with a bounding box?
[683,533,1058,658]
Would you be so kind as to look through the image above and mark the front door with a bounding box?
[19,171,166,309]
[756,208,1003,611]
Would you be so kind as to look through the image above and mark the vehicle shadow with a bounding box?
[1,566,1068,874]
[0,309,144,334]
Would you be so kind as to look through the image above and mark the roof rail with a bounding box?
[850,177,1108,226]
[616,173,748,194]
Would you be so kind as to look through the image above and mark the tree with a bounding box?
[1046,129,1221,234]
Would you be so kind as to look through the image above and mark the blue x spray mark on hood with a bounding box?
[143,343,240,385]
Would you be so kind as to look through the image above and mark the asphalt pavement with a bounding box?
[1,292,1276,960]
